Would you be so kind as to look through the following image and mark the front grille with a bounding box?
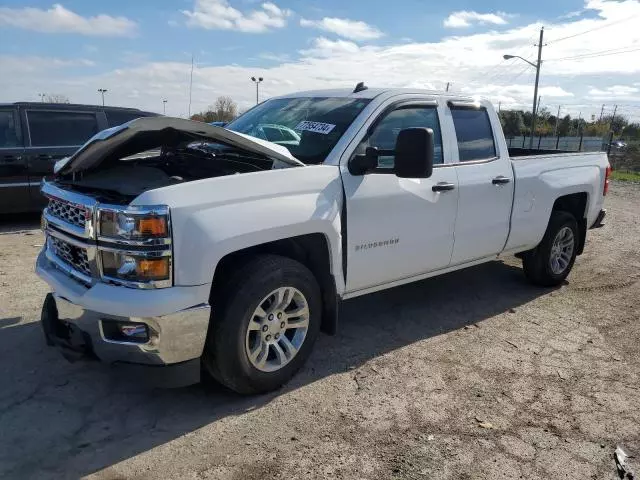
[48,197,88,230]
[49,236,91,277]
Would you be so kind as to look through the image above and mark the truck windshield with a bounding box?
[226,97,371,164]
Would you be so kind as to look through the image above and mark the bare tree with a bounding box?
[213,96,238,122]
[44,94,70,104]
[190,96,239,123]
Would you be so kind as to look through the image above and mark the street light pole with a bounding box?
[504,26,544,149]
[38,93,45,103]
[251,76,263,104]
[98,88,107,107]
[163,99,167,115]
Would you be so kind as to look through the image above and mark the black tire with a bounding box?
[522,211,579,287]
[202,254,322,394]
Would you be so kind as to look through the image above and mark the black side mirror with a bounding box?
[394,128,434,179]
[348,146,379,175]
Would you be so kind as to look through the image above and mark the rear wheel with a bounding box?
[203,255,321,394]
[523,211,579,287]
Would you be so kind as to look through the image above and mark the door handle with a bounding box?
[492,176,511,185]
[432,182,456,192]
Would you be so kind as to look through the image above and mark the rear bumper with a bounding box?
[590,209,606,229]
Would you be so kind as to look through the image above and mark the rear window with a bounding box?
[27,110,99,147]
[106,110,151,127]
[450,108,496,162]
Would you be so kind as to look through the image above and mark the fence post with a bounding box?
[578,134,583,151]
[555,135,560,150]
[538,136,542,149]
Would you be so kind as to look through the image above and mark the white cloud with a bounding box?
[182,0,291,33]
[300,17,383,41]
[444,11,510,28]
[0,4,137,37]
[2,0,640,122]
[589,85,640,97]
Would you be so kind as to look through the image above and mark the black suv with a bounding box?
[0,103,158,214]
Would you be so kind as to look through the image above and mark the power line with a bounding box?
[546,45,640,62]
[547,14,640,44]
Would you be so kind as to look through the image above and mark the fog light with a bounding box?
[102,320,149,343]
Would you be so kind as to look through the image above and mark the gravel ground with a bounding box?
[0,182,639,480]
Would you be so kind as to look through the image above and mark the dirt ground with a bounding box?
[0,182,638,480]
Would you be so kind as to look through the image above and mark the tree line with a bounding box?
[189,96,239,123]
[499,108,639,139]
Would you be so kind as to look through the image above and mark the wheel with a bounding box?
[203,254,322,394]
[522,211,579,287]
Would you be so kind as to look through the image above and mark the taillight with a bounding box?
[604,165,612,196]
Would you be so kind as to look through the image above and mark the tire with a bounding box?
[202,254,322,394]
[522,211,579,287]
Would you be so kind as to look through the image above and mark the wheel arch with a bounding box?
[210,233,340,335]
[551,192,588,255]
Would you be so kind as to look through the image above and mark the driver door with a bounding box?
[342,102,459,293]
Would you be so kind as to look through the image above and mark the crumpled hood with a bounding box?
[56,116,304,175]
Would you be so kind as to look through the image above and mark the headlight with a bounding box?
[96,205,172,288]
[101,251,171,285]
[98,206,170,241]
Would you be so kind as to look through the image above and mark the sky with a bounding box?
[1,0,639,122]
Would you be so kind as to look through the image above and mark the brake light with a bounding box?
[604,165,612,196]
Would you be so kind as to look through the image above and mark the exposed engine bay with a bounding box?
[53,118,302,203]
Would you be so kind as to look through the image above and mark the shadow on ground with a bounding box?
[0,213,41,234]
[0,260,550,479]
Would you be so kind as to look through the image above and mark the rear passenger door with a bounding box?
[448,102,514,264]
[0,107,29,214]
[24,109,100,209]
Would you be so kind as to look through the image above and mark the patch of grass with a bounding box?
[611,170,640,182]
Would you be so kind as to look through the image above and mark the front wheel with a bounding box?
[522,211,579,287]
[203,255,321,394]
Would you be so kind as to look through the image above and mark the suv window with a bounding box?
[106,110,149,127]
[27,110,99,147]
[0,110,20,148]
[450,108,496,162]
[365,106,443,169]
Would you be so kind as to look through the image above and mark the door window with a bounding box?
[27,110,99,147]
[450,108,496,162]
[0,110,20,148]
[363,106,443,169]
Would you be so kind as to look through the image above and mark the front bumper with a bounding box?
[36,251,212,386]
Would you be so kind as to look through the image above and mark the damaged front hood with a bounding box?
[56,116,304,175]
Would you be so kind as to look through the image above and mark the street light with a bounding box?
[503,26,544,149]
[98,88,108,107]
[38,93,45,103]
[163,99,167,115]
[251,76,263,105]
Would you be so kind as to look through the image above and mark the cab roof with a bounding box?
[275,87,477,103]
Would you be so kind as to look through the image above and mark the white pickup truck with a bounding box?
[36,86,609,393]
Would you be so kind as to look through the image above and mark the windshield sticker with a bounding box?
[295,121,336,135]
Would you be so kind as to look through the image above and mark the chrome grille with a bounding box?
[47,197,88,230]
[49,236,91,277]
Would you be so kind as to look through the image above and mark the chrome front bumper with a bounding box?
[36,251,211,382]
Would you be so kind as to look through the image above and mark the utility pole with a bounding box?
[553,105,561,137]
[530,27,544,148]
[98,88,107,106]
[610,104,618,133]
[599,104,605,122]
[188,55,194,118]
[446,82,450,92]
[498,102,501,113]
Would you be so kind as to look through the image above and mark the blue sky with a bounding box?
[1,0,639,121]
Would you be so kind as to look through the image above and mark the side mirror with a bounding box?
[394,128,434,179]
[348,146,379,175]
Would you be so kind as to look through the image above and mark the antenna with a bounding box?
[353,82,368,93]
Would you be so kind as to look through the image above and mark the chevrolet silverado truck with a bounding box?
[36,86,609,393]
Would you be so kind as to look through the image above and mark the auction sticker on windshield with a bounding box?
[295,121,336,135]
